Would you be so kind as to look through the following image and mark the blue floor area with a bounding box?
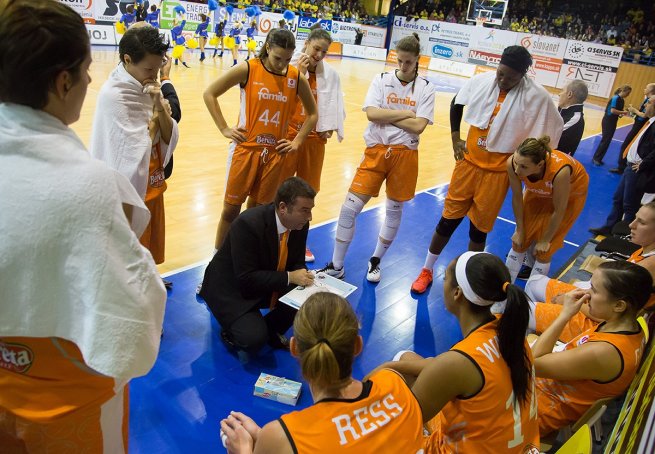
[130,124,632,453]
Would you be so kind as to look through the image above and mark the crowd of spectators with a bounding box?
[395,0,655,63]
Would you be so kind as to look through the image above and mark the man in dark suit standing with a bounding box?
[200,177,316,355]
[556,79,587,156]
[590,95,655,236]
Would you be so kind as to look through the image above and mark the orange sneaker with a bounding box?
[411,268,433,294]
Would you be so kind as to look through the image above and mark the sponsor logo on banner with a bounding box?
[296,17,331,40]
[428,58,477,77]
[390,16,430,55]
[0,341,34,374]
[331,21,385,48]
[86,23,117,45]
[58,0,94,21]
[342,44,386,61]
[161,1,209,30]
[468,26,518,59]
[518,33,566,86]
[257,12,297,36]
[468,49,501,66]
[432,44,453,58]
[557,39,623,98]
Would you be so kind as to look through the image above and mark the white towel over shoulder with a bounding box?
[291,52,346,142]
[455,71,563,153]
[90,63,154,199]
[0,103,166,380]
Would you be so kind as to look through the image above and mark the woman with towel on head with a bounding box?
[219,293,425,453]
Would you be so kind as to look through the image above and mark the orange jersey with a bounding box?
[520,150,588,201]
[238,58,299,148]
[426,319,540,454]
[465,91,512,172]
[279,369,424,453]
[627,248,655,310]
[289,70,321,141]
[145,141,167,202]
[536,323,646,435]
[0,337,118,422]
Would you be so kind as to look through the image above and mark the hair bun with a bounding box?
[412,32,420,42]
[538,136,551,147]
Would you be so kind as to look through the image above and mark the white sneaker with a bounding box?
[366,257,381,283]
[317,262,345,279]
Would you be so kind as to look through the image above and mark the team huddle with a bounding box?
[1,1,654,453]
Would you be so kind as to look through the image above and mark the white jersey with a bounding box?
[362,71,435,149]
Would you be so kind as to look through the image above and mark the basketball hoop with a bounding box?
[475,17,488,27]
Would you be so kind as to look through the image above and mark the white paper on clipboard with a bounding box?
[279,272,357,309]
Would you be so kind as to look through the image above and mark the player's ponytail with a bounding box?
[293,292,359,393]
[258,27,295,61]
[454,252,532,406]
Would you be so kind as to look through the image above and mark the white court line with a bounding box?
[496,216,580,247]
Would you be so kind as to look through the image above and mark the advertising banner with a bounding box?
[160,1,209,31]
[296,16,332,41]
[86,23,118,45]
[257,11,298,36]
[467,26,517,67]
[389,16,432,55]
[341,44,387,61]
[427,21,472,63]
[93,0,126,24]
[331,21,385,48]
[556,40,623,98]
[428,58,477,78]
[58,0,95,22]
[212,7,249,36]
[518,33,567,87]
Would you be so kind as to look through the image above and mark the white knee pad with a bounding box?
[336,193,365,243]
[525,274,550,303]
[379,199,404,242]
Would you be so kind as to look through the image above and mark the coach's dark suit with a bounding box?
[635,121,655,193]
[200,203,307,353]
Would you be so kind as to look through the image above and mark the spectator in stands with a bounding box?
[532,261,649,436]
[612,83,655,174]
[590,94,655,236]
[592,85,631,166]
[557,79,588,156]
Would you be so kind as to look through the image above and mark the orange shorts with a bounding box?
[535,301,599,343]
[443,159,509,232]
[281,135,326,193]
[224,144,286,205]
[349,144,418,202]
[140,195,165,264]
[516,193,587,261]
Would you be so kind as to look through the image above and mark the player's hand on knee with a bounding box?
[511,230,524,249]
[289,269,314,286]
[535,241,550,255]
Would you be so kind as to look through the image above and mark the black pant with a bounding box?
[593,115,619,162]
[617,121,645,171]
[223,302,296,354]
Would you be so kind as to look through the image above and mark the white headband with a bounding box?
[455,251,495,307]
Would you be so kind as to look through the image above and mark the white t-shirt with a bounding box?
[362,71,435,149]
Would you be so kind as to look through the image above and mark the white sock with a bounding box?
[524,245,536,268]
[373,240,390,260]
[531,260,551,278]
[506,248,527,283]
[332,241,349,269]
[424,252,439,271]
